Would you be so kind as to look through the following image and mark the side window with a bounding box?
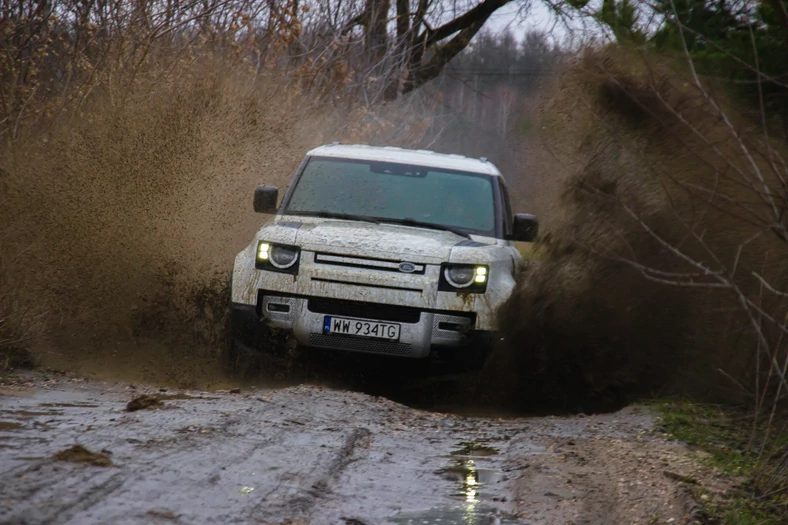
[499,181,513,237]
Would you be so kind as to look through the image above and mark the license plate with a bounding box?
[323,316,401,340]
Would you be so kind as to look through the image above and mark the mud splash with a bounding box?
[482,48,788,411]
[0,61,325,388]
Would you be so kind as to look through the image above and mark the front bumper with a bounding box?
[231,292,478,358]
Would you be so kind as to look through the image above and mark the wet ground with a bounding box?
[0,371,726,525]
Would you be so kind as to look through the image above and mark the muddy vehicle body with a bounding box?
[228,144,537,368]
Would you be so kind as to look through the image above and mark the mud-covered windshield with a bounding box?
[284,157,497,236]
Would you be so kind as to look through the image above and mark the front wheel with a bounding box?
[440,333,497,372]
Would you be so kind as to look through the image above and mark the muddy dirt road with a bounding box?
[1,372,719,525]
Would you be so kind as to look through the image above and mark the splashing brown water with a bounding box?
[481,49,788,412]
[0,63,324,387]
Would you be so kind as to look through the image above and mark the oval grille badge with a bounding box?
[398,262,417,273]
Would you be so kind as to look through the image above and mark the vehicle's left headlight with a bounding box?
[256,241,301,274]
[439,263,488,293]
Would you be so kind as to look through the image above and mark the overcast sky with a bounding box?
[484,1,605,46]
[486,2,556,35]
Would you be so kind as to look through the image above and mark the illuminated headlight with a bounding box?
[440,264,489,293]
[255,241,300,273]
[258,242,270,260]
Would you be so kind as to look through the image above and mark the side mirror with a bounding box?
[511,213,538,242]
[253,185,279,213]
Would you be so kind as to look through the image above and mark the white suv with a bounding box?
[228,144,537,368]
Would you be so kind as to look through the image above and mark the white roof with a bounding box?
[306,144,503,177]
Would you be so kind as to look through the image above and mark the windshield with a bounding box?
[284,157,497,236]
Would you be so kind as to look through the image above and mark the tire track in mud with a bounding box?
[35,472,125,525]
[108,398,374,524]
[1,383,385,524]
[0,460,126,525]
[252,427,373,522]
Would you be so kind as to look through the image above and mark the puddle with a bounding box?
[450,441,498,457]
[389,504,522,524]
[439,458,504,503]
[40,403,99,408]
[0,421,24,431]
[413,447,512,525]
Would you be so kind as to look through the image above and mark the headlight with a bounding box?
[255,241,301,274]
[439,264,488,293]
[270,245,299,269]
[445,266,475,288]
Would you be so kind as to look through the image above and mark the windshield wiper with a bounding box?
[299,211,381,224]
[379,217,471,239]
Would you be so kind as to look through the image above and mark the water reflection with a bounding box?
[389,450,519,524]
[462,459,479,523]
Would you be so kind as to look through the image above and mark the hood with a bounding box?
[256,215,497,263]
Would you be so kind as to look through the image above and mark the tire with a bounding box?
[441,333,496,372]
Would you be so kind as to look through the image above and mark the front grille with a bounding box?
[314,252,426,274]
[308,297,422,324]
[309,334,412,357]
[311,277,422,293]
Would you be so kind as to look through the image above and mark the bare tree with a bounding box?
[337,0,519,99]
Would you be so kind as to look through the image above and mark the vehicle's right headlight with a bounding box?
[445,266,476,288]
[255,241,301,274]
[439,264,488,293]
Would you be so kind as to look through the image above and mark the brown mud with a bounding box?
[52,445,113,467]
[125,394,164,412]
